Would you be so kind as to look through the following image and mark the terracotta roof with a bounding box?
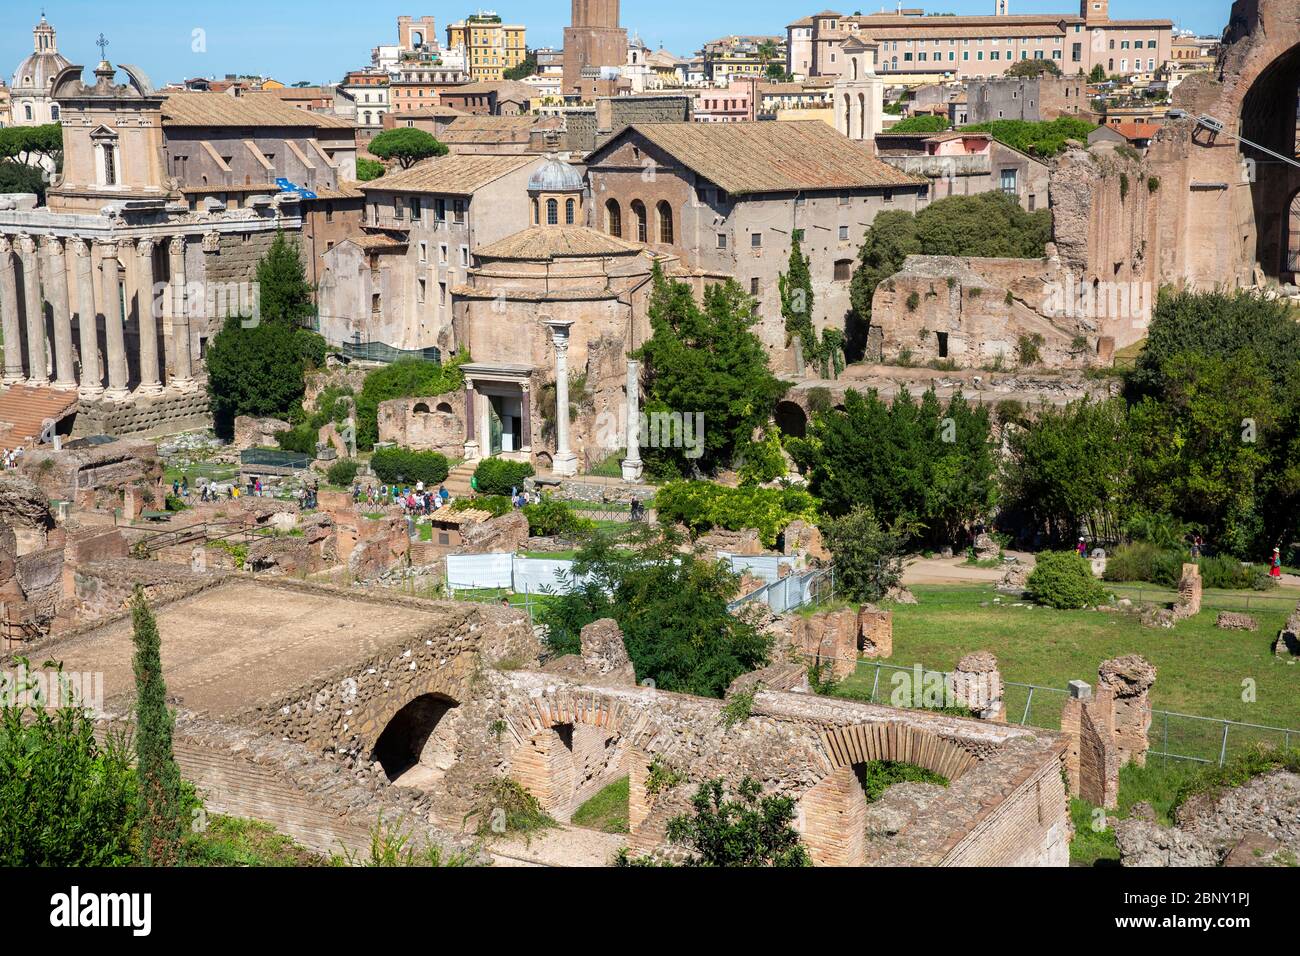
[1113,121,1161,141]
[601,121,926,195]
[398,105,466,118]
[160,92,354,129]
[360,154,534,195]
[474,226,646,261]
[343,234,407,251]
[311,181,365,200]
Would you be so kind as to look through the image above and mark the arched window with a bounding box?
[532,198,539,224]
[24,104,33,122]
[546,198,558,225]
[50,105,59,121]
[631,200,647,242]
[657,201,673,244]
[606,198,622,237]
[565,198,575,225]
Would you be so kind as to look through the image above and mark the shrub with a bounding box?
[822,506,904,603]
[1102,541,1184,588]
[522,498,595,538]
[355,355,467,450]
[370,447,449,486]
[465,778,555,840]
[1027,550,1107,609]
[326,459,360,487]
[1196,554,1253,590]
[653,480,820,549]
[473,458,535,496]
[736,431,787,486]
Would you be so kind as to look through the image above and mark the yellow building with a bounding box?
[446,13,527,81]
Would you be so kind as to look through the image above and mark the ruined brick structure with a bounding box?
[1060,655,1155,809]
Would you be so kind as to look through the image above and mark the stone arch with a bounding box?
[774,400,808,438]
[606,198,622,237]
[1240,41,1300,280]
[799,723,978,865]
[656,200,673,244]
[412,401,431,414]
[435,400,454,415]
[819,723,978,781]
[631,199,648,242]
[504,691,641,823]
[370,692,460,782]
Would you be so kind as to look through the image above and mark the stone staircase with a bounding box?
[0,384,79,448]
[442,460,476,497]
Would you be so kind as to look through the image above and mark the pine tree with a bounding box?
[255,230,314,326]
[132,587,186,866]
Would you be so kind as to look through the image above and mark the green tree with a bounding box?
[1001,397,1133,545]
[0,160,46,202]
[256,230,315,327]
[0,123,64,170]
[205,316,315,438]
[821,505,905,602]
[503,51,538,80]
[356,157,385,181]
[958,117,1096,158]
[132,588,187,865]
[367,127,448,169]
[787,387,996,545]
[665,777,811,867]
[1026,550,1107,609]
[1007,58,1062,77]
[848,193,1050,339]
[354,354,467,449]
[537,528,772,698]
[779,233,842,376]
[1088,64,1107,83]
[634,266,789,477]
[0,661,138,866]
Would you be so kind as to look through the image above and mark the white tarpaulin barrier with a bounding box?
[445,552,513,590]
[717,552,786,584]
[510,556,578,595]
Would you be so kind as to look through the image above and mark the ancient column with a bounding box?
[463,377,479,460]
[544,319,577,476]
[134,238,162,394]
[17,235,48,386]
[168,236,194,389]
[98,241,130,401]
[0,236,25,385]
[621,358,643,482]
[519,381,532,450]
[42,236,76,390]
[71,238,103,400]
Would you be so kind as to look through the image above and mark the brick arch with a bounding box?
[349,668,468,759]
[503,689,642,746]
[818,723,979,782]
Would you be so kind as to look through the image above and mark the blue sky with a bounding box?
[2,1,1235,87]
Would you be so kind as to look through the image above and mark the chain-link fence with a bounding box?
[1106,583,1297,615]
[831,658,1298,767]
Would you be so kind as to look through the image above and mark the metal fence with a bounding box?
[730,567,835,615]
[836,658,1298,767]
[339,339,441,365]
[1106,583,1297,615]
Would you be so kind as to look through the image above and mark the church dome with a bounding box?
[12,16,69,93]
[528,156,584,193]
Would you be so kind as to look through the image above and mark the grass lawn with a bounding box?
[163,461,239,486]
[838,584,1300,761]
[187,815,327,866]
[570,777,630,833]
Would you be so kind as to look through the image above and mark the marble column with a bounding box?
[621,358,643,482]
[544,319,577,476]
[519,382,532,450]
[0,236,25,385]
[42,236,76,390]
[71,238,103,400]
[98,241,130,401]
[17,235,48,386]
[134,238,162,394]
[463,378,479,460]
[168,236,194,389]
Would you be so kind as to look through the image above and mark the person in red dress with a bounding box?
[1270,547,1282,579]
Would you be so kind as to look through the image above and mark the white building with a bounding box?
[10,14,71,126]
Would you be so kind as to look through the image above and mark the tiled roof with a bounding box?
[344,234,407,251]
[311,181,365,200]
[1113,121,1161,141]
[474,226,646,261]
[160,92,354,129]
[360,153,535,195]
[602,121,926,195]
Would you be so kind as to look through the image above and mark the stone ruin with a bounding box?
[1115,767,1300,867]
[1141,563,1201,628]
[1274,600,1300,658]
[1215,611,1258,632]
[944,651,1005,722]
[788,605,893,681]
[1060,654,1156,809]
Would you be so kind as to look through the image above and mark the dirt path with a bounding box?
[489,826,625,867]
[901,552,1033,586]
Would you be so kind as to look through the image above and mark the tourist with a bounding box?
[438,485,449,507]
[1271,547,1283,579]
[1076,536,1087,558]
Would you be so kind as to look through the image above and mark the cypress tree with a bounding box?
[132,586,186,865]
[255,230,314,326]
